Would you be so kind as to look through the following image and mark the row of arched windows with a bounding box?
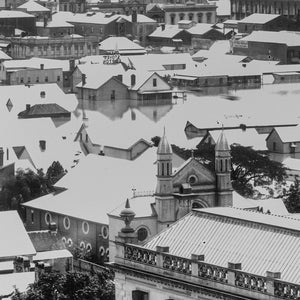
[219,158,231,172]
[158,162,172,176]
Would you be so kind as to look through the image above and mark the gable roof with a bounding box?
[148,25,183,39]
[18,103,70,118]
[17,0,50,12]
[0,10,34,18]
[0,211,36,259]
[267,126,300,143]
[143,207,300,284]
[238,13,280,24]
[99,37,146,54]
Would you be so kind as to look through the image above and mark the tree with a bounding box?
[46,161,67,185]
[12,270,115,300]
[155,139,287,198]
[284,178,300,213]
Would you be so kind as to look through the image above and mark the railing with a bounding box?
[124,245,157,266]
[132,190,155,198]
[162,254,192,275]
[274,280,300,299]
[122,244,300,298]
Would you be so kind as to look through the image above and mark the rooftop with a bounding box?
[238,13,280,24]
[18,103,70,118]
[268,126,300,143]
[0,10,34,18]
[0,211,36,259]
[99,36,146,53]
[17,0,50,12]
[143,207,300,284]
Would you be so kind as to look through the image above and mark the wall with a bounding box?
[7,68,63,88]
[130,141,150,160]
[138,73,171,93]
[37,26,74,38]
[266,130,284,153]
[0,17,36,36]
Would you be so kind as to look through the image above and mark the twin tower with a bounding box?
[155,129,233,230]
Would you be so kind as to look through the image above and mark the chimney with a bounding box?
[40,91,46,98]
[39,140,46,150]
[0,147,4,167]
[161,23,165,31]
[82,73,86,86]
[43,16,48,28]
[69,59,75,72]
[40,64,44,70]
[26,104,31,111]
[132,10,137,23]
[116,74,123,82]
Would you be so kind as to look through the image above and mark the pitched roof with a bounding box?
[18,103,70,118]
[0,211,36,259]
[238,13,280,24]
[242,30,300,47]
[121,14,157,23]
[17,0,50,12]
[148,25,183,38]
[268,126,300,143]
[0,10,34,18]
[143,207,300,284]
[99,37,146,53]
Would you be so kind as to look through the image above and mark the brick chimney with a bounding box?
[26,104,31,112]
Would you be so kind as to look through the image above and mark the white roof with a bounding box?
[284,157,300,171]
[3,57,70,72]
[0,49,11,60]
[144,207,300,284]
[148,25,182,38]
[0,10,34,18]
[99,37,146,53]
[239,13,280,24]
[120,14,157,23]
[67,11,120,25]
[0,211,36,259]
[0,272,35,296]
[242,30,300,47]
[33,249,72,261]
[206,128,268,150]
[23,150,158,224]
[187,23,215,35]
[17,0,50,12]
[271,126,300,143]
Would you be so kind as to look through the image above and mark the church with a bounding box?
[109,131,300,300]
[108,129,233,259]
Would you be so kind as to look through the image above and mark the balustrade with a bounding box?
[162,254,192,275]
[274,281,300,299]
[235,271,267,292]
[124,245,157,266]
[198,262,228,283]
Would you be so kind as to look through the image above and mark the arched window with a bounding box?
[179,13,185,20]
[162,163,164,176]
[63,216,70,230]
[137,227,148,241]
[99,246,105,256]
[80,241,86,250]
[197,13,203,23]
[67,238,73,247]
[188,13,194,21]
[206,12,212,23]
[170,14,176,25]
[45,212,52,225]
[102,226,108,239]
[86,243,92,252]
[220,160,223,172]
[82,221,89,234]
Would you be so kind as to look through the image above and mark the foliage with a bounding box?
[158,139,287,198]
[12,270,115,300]
[284,178,300,213]
[0,161,66,212]
[46,161,67,185]
[151,136,161,147]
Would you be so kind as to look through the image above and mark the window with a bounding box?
[132,290,149,300]
[20,77,24,83]
[189,13,194,20]
[273,142,276,151]
[188,175,197,184]
[45,212,52,225]
[198,13,203,23]
[45,76,48,82]
[99,246,105,256]
[206,12,212,23]
[106,248,109,260]
[31,210,34,223]
[27,77,31,83]
[153,78,157,87]
[62,237,67,244]
[102,226,108,239]
[85,134,89,143]
[111,90,115,100]
[57,75,60,82]
[137,227,148,241]
[179,13,185,20]
[80,241,86,249]
[82,221,89,234]
[36,76,39,83]
[86,243,92,252]
[67,238,73,247]
[170,14,175,25]
[63,216,70,230]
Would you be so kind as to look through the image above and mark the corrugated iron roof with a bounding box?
[143,207,300,284]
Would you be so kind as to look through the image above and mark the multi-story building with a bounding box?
[230,0,300,20]
[59,0,86,13]
[8,35,99,59]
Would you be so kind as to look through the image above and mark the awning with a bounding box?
[33,249,72,261]
[172,75,197,81]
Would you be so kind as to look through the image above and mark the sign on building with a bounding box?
[233,40,248,48]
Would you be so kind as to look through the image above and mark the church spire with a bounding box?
[155,128,173,195]
[215,130,232,207]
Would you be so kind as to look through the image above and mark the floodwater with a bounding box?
[74,82,300,150]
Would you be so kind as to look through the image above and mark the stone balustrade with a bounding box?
[122,243,300,299]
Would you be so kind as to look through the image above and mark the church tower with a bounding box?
[215,130,233,207]
[155,129,176,232]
